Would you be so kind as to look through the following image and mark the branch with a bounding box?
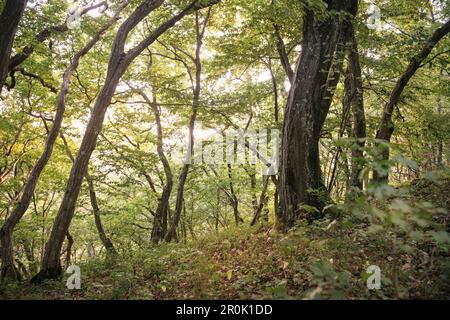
[376,18,450,140]
[7,1,108,72]
[8,67,58,93]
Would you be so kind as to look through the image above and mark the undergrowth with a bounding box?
[1,172,449,300]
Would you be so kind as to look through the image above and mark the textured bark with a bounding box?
[0,6,121,281]
[277,1,358,231]
[346,31,366,189]
[436,89,443,168]
[36,0,220,280]
[0,0,27,94]
[374,19,450,182]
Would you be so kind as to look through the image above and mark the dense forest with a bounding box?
[0,0,449,300]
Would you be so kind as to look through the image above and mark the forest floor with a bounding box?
[1,174,449,300]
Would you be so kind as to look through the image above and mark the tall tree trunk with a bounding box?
[267,58,280,123]
[35,0,220,281]
[374,19,450,182]
[245,167,258,213]
[227,164,240,225]
[277,1,358,231]
[271,0,293,84]
[346,30,366,189]
[60,133,116,256]
[0,0,27,93]
[436,94,443,168]
[132,89,173,244]
[0,7,122,281]
[86,175,116,255]
[251,175,270,226]
[165,9,211,242]
[64,230,74,269]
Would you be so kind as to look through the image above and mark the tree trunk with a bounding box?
[86,175,116,255]
[64,231,74,269]
[271,0,293,84]
[251,175,270,226]
[60,133,116,256]
[35,0,220,281]
[135,90,174,244]
[346,31,366,189]
[227,164,241,225]
[277,1,358,231]
[0,228,21,281]
[374,19,450,182]
[165,10,211,242]
[436,95,443,168]
[0,0,27,93]
[0,7,122,281]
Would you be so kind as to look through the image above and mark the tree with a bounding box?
[59,133,116,255]
[277,0,358,231]
[165,9,211,242]
[346,30,366,190]
[127,85,173,244]
[0,0,28,93]
[35,0,221,281]
[0,3,124,281]
[373,18,450,182]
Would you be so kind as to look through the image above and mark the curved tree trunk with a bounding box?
[277,1,358,231]
[0,0,27,93]
[0,6,122,281]
[165,10,211,242]
[7,2,106,76]
[132,88,173,244]
[374,19,450,183]
[35,0,220,281]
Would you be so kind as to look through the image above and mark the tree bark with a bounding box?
[346,30,366,189]
[374,19,450,182]
[35,0,220,281]
[277,1,358,231]
[0,0,27,94]
[0,6,122,281]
